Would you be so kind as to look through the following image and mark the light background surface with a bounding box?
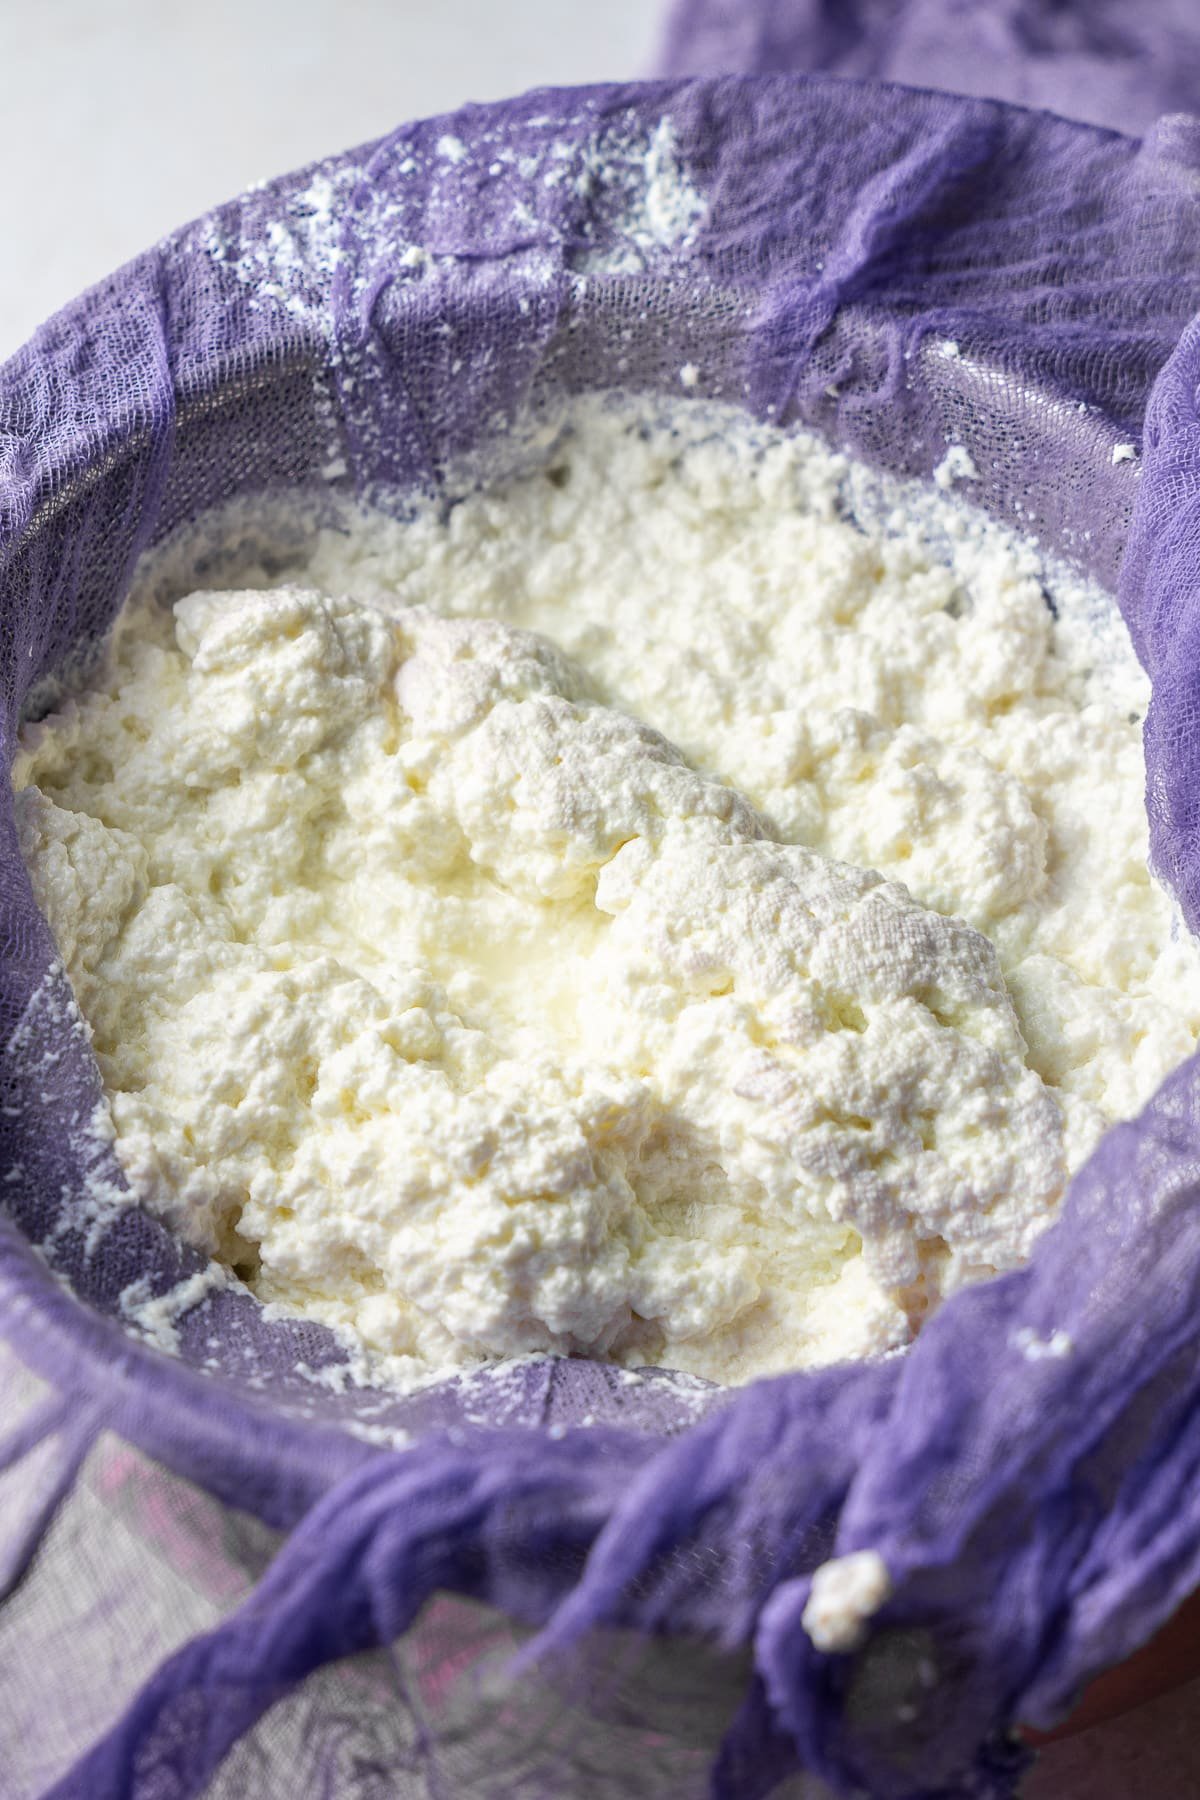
[1,3,1197,1794]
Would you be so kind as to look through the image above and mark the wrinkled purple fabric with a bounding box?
[657,0,1200,137]
[5,70,1200,1800]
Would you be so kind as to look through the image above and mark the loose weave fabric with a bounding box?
[658,0,1200,137]
[4,69,1200,1800]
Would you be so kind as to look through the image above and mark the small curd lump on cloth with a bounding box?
[16,398,1200,1387]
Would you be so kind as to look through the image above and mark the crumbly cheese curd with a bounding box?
[16,397,1200,1386]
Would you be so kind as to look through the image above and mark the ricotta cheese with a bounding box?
[16,396,1200,1387]
[286,399,1200,1160]
[801,1551,894,1655]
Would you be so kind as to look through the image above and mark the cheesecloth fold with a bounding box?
[658,0,1200,137]
[5,66,1200,1800]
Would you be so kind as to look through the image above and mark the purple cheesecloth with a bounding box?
[6,16,1200,1800]
[658,0,1200,138]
